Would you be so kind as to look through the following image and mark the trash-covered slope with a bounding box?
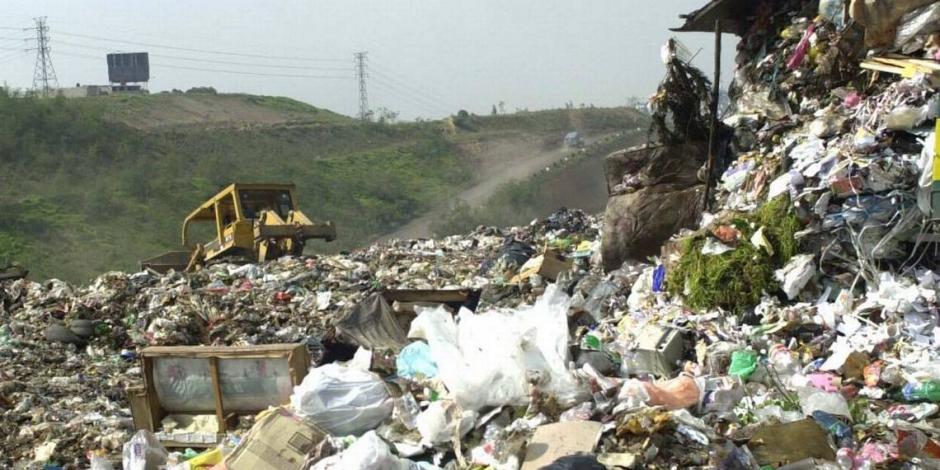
[8,1,940,469]
[0,210,606,467]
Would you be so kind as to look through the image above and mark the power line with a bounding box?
[55,40,350,71]
[369,62,461,109]
[0,50,25,64]
[370,70,456,113]
[370,80,449,117]
[55,30,347,63]
[369,74,453,115]
[371,80,451,116]
[56,50,352,79]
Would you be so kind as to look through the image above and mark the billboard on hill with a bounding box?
[107,52,150,83]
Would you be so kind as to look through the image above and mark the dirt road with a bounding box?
[381,133,606,240]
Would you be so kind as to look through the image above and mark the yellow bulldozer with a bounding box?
[141,183,336,273]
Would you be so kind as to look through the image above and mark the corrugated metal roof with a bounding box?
[670,0,760,35]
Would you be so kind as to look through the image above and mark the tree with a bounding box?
[375,107,399,124]
[491,105,497,116]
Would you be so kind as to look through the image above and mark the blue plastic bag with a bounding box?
[396,341,439,379]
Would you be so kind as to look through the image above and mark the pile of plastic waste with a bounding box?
[0,209,607,468]
[7,1,940,469]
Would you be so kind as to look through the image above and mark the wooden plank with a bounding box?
[126,386,155,432]
[208,357,227,433]
[906,58,940,71]
[160,439,219,449]
[143,357,165,431]
[287,348,311,388]
[142,343,303,358]
[703,18,722,212]
[877,56,940,72]
[381,289,476,303]
[872,57,935,75]
[861,61,904,74]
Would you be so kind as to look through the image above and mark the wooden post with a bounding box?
[703,19,722,212]
[208,357,227,433]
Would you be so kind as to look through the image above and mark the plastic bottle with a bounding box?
[812,410,853,448]
[902,380,940,402]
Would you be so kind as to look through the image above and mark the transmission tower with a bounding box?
[30,17,58,96]
[354,52,369,121]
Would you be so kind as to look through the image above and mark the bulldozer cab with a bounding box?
[141,183,335,273]
[181,184,296,260]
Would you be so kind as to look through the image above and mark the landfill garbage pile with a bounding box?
[0,209,605,468]
[8,1,940,469]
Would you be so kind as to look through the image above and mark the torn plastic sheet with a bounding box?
[819,0,846,28]
[701,238,734,256]
[896,3,940,53]
[917,130,936,216]
[775,254,816,300]
[721,160,753,192]
[289,363,394,436]
[409,284,586,411]
[871,272,935,315]
[768,170,805,201]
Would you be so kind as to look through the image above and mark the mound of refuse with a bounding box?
[7,1,940,469]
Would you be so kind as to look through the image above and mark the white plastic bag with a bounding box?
[332,431,401,470]
[798,387,851,419]
[414,401,477,445]
[290,363,393,436]
[121,430,168,470]
[917,131,935,216]
[89,455,114,470]
[409,284,586,411]
[626,266,656,311]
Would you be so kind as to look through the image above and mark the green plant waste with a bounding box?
[666,196,802,312]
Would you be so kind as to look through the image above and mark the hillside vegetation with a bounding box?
[90,91,352,130]
[430,131,647,236]
[0,89,644,282]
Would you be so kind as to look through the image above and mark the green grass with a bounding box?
[665,196,802,312]
[80,92,353,128]
[0,89,641,282]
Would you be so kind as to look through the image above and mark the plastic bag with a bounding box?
[896,3,940,51]
[917,130,936,216]
[627,266,656,311]
[541,455,605,470]
[617,375,702,410]
[122,430,168,470]
[415,401,477,445]
[819,0,846,28]
[290,363,393,436]
[409,284,585,411]
[332,431,401,470]
[729,350,758,380]
[89,455,114,470]
[798,387,851,419]
[582,280,617,321]
[396,342,438,379]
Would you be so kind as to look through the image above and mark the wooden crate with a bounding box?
[127,343,309,446]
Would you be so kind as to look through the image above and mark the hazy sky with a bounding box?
[1,1,736,120]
